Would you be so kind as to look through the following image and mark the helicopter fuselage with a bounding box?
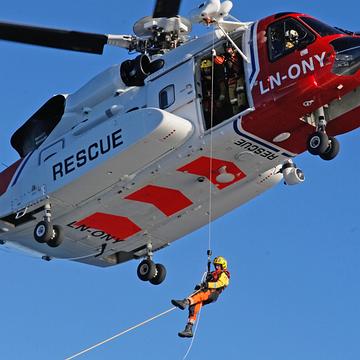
[1,12,359,271]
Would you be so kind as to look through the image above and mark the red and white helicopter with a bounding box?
[0,0,359,285]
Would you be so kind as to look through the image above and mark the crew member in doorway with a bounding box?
[200,58,229,127]
[223,44,247,114]
[200,58,213,122]
[171,256,230,338]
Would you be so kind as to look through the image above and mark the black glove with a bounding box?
[205,272,213,282]
[200,281,208,290]
[194,284,201,291]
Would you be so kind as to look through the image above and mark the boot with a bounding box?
[178,323,193,338]
[171,298,189,310]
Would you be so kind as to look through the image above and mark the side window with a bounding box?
[268,18,315,61]
[159,85,175,109]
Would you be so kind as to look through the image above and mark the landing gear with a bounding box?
[136,242,167,285]
[47,225,64,248]
[319,136,340,161]
[307,106,340,160]
[34,220,53,243]
[307,131,329,155]
[137,259,156,281]
[33,202,63,247]
[150,263,167,285]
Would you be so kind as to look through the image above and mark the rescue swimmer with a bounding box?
[171,256,230,338]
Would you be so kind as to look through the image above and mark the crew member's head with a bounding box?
[213,256,227,270]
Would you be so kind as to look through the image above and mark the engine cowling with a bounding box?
[120,54,152,87]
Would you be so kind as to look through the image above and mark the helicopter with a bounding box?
[0,0,359,285]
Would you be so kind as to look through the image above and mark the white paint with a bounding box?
[273,133,291,142]
[259,52,327,95]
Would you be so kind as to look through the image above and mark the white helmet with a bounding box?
[286,29,299,42]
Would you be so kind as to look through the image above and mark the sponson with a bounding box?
[52,129,123,181]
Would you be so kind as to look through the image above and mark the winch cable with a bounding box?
[67,30,221,360]
[181,34,219,359]
[184,37,218,355]
[65,306,177,360]
[208,39,216,257]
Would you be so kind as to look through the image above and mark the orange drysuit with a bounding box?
[188,269,230,323]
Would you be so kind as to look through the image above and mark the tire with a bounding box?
[47,225,64,248]
[137,259,156,281]
[307,131,329,155]
[149,263,167,285]
[319,136,340,161]
[34,221,53,243]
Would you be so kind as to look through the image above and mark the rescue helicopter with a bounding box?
[1,0,360,285]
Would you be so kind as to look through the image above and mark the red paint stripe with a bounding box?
[177,156,246,189]
[75,213,141,240]
[125,185,193,216]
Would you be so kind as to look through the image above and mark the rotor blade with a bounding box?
[153,0,181,18]
[0,22,108,54]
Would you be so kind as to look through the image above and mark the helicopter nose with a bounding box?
[331,37,360,76]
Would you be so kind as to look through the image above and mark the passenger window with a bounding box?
[268,18,315,61]
[159,85,175,109]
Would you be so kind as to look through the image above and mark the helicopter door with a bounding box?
[197,38,249,131]
[147,59,196,115]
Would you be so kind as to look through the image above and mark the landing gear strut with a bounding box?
[307,106,340,160]
[136,242,167,285]
[33,202,63,247]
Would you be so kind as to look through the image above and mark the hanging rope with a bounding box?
[67,26,227,360]
[65,307,176,360]
[182,304,203,360]
[207,30,217,257]
[182,34,220,358]
[182,270,207,359]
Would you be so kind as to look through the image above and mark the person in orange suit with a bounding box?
[171,256,230,338]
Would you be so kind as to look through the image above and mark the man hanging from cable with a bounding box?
[171,256,230,338]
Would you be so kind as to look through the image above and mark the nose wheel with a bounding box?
[306,107,340,160]
[307,132,340,160]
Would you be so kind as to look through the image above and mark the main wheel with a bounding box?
[137,259,156,281]
[319,136,340,161]
[149,263,167,285]
[47,225,64,248]
[34,221,53,243]
[307,131,329,155]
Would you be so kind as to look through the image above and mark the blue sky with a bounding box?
[0,1,360,359]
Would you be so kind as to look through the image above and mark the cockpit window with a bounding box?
[268,18,315,61]
[300,17,345,37]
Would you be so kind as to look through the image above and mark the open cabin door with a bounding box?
[196,35,250,130]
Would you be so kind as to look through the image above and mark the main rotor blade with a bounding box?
[0,22,108,54]
[153,0,181,18]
